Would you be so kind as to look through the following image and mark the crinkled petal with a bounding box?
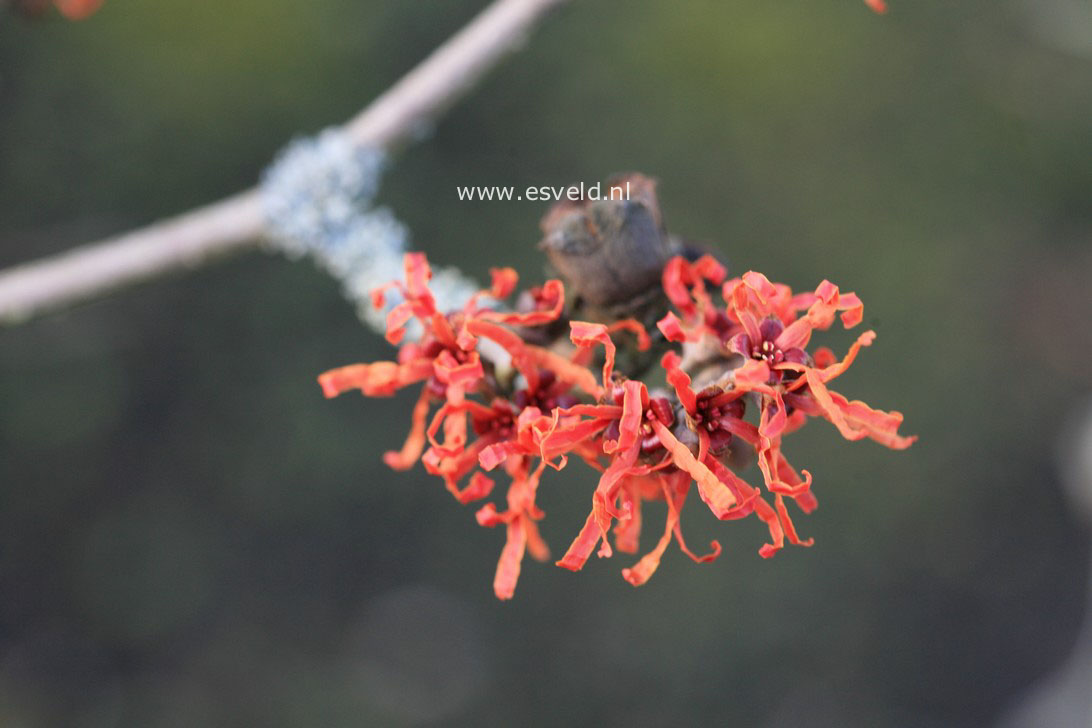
[803,368,917,449]
[621,477,678,586]
[384,302,415,346]
[569,321,618,390]
[657,312,695,343]
[775,493,814,547]
[604,380,646,454]
[464,318,538,390]
[494,520,526,600]
[382,387,432,470]
[432,349,484,388]
[455,472,495,504]
[661,351,698,414]
[556,512,603,571]
[755,496,786,558]
[756,441,814,497]
[523,345,601,398]
[481,279,565,327]
[650,420,737,513]
[613,481,643,554]
[559,440,643,571]
[606,318,652,351]
[489,267,519,299]
[318,359,431,398]
[816,330,876,383]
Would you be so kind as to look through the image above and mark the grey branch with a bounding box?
[0,0,569,324]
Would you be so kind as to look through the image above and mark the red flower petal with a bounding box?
[432,349,484,387]
[803,368,917,449]
[569,321,618,389]
[813,330,877,383]
[663,257,697,318]
[700,458,758,515]
[455,472,495,504]
[650,420,737,513]
[403,252,434,301]
[479,279,565,327]
[656,311,692,343]
[775,494,814,548]
[604,380,646,454]
[613,481,644,554]
[494,519,526,600]
[606,318,652,351]
[384,302,415,345]
[317,360,431,398]
[556,512,603,571]
[756,440,814,497]
[489,267,519,299]
[621,477,679,586]
[522,345,601,399]
[382,387,432,470]
[754,496,786,559]
[661,351,698,414]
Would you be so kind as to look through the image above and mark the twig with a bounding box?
[0,0,569,324]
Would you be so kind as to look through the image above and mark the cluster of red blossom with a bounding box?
[319,252,914,599]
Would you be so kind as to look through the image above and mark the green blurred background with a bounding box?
[2,0,1091,725]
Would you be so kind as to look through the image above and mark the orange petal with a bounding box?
[605,318,652,351]
[650,420,736,513]
[705,458,762,520]
[481,279,565,326]
[455,472,495,505]
[432,349,484,388]
[663,257,697,318]
[569,321,618,390]
[815,330,876,383]
[775,494,814,548]
[524,518,550,562]
[604,380,645,454]
[384,302,415,345]
[612,481,644,554]
[556,511,604,571]
[317,360,431,398]
[523,345,601,398]
[656,312,694,343]
[382,387,432,470]
[403,252,434,300]
[661,351,698,414]
[494,519,527,600]
[754,496,786,558]
[803,369,916,448]
[489,267,519,299]
[621,477,678,586]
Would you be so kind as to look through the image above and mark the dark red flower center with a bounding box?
[752,338,784,364]
[473,401,517,438]
[690,388,746,454]
[513,369,579,413]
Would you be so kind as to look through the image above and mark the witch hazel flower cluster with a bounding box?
[319,251,915,599]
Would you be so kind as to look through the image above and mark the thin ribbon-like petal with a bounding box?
[382,387,432,470]
[649,420,737,512]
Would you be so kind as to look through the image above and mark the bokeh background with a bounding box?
[2,0,1092,725]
